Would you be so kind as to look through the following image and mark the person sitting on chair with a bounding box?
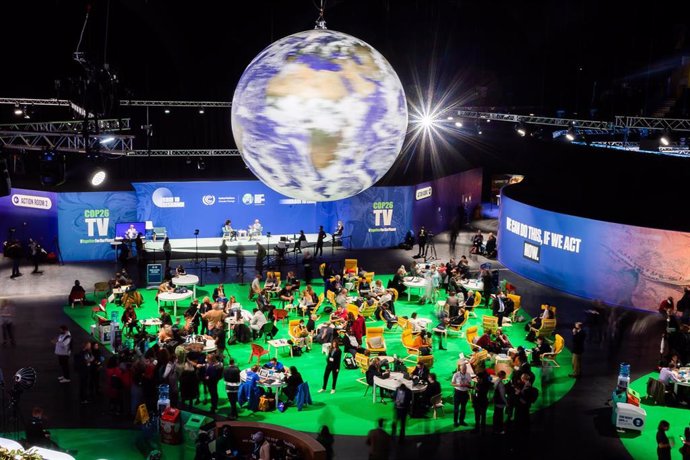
[411,360,430,383]
[530,336,552,366]
[264,272,278,292]
[358,277,371,297]
[121,304,141,336]
[249,219,262,239]
[495,328,513,353]
[279,285,295,304]
[380,302,398,330]
[175,264,186,276]
[300,285,317,315]
[213,283,227,303]
[159,307,173,327]
[485,233,497,258]
[223,219,237,241]
[412,330,432,355]
[25,407,61,450]
[471,230,484,255]
[263,357,286,373]
[249,308,267,339]
[68,280,86,306]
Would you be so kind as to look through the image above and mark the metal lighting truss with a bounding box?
[126,149,240,157]
[0,118,130,133]
[120,100,230,107]
[0,131,133,154]
[0,97,91,118]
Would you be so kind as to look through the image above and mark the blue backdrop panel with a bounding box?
[319,186,413,249]
[132,181,317,239]
[57,192,137,262]
[498,192,690,311]
[0,188,58,253]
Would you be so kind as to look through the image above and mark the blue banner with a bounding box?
[57,192,137,262]
[498,191,690,311]
[0,188,58,253]
[132,181,318,239]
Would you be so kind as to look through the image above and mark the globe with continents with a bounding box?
[231,29,408,202]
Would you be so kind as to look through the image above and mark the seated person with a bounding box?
[445,291,461,315]
[526,307,555,341]
[213,283,228,302]
[409,312,427,333]
[222,219,237,240]
[335,288,349,309]
[412,330,432,355]
[159,307,173,327]
[249,274,262,300]
[475,332,499,353]
[330,305,349,325]
[249,308,267,338]
[156,279,175,300]
[371,279,386,298]
[263,357,286,373]
[530,336,552,366]
[366,357,390,402]
[175,264,186,276]
[121,305,141,336]
[292,319,313,350]
[264,272,278,292]
[283,366,304,402]
[68,280,86,306]
[314,322,335,344]
[495,328,513,353]
[224,295,241,315]
[158,324,174,343]
[341,329,362,356]
[389,268,407,296]
[279,285,295,304]
[358,277,371,297]
[25,407,60,449]
[411,361,430,383]
[285,271,300,290]
[255,289,272,312]
[380,303,398,330]
[300,286,317,315]
[448,306,467,327]
[422,372,441,409]
[659,362,681,387]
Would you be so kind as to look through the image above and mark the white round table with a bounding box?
[403,277,427,301]
[373,371,426,403]
[158,291,193,317]
[174,274,200,297]
[461,279,484,292]
[240,369,287,399]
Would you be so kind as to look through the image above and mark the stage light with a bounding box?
[660,129,672,146]
[420,114,434,128]
[446,116,454,121]
[565,127,576,141]
[454,121,463,128]
[185,156,192,165]
[198,108,205,114]
[99,136,115,145]
[517,128,526,137]
[197,158,206,171]
[14,367,37,390]
[13,105,22,116]
[90,170,106,186]
[164,109,171,114]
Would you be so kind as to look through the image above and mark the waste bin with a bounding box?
[160,407,182,445]
[184,413,206,442]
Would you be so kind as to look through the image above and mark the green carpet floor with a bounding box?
[620,372,689,459]
[63,275,575,438]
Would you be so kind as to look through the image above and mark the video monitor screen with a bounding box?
[115,222,146,240]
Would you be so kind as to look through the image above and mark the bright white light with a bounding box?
[99,136,115,145]
[517,128,526,137]
[420,115,434,128]
[477,129,483,135]
[13,108,22,116]
[446,116,454,120]
[565,133,575,141]
[198,108,205,114]
[164,109,171,114]
[454,121,463,128]
[91,170,106,186]
[660,136,670,146]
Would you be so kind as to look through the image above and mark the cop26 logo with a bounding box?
[202,195,216,206]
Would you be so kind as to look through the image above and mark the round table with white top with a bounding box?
[373,371,427,403]
[403,277,427,301]
[461,279,484,292]
[173,274,200,297]
[240,368,287,399]
[158,291,193,317]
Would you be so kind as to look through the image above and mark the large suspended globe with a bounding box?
[231,29,408,202]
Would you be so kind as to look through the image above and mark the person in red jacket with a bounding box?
[351,313,366,344]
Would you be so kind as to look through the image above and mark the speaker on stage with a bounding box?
[0,158,10,197]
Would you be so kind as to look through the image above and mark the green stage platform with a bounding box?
[620,372,689,459]
[63,275,575,438]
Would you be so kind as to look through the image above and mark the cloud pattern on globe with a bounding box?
[232,29,408,202]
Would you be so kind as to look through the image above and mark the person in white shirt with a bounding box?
[249,274,262,300]
[249,308,267,338]
[125,224,138,240]
[335,288,348,309]
[409,312,427,333]
[659,363,681,386]
[452,362,473,427]
[53,325,72,383]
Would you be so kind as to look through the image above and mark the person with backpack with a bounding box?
[515,372,539,435]
[391,383,412,443]
[53,325,72,383]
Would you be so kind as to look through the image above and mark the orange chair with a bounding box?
[272,308,289,324]
[248,343,269,364]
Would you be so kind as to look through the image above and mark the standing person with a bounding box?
[295,230,307,254]
[236,244,245,276]
[0,300,16,346]
[472,371,492,434]
[74,341,94,403]
[163,237,172,269]
[303,250,314,284]
[416,226,427,257]
[316,426,334,460]
[255,242,266,277]
[319,340,341,394]
[391,383,412,443]
[680,426,690,460]
[53,325,72,383]
[452,362,472,427]
[570,322,586,378]
[203,353,223,414]
[315,226,327,257]
[492,370,507,434]
[515,373,539,435]
[135,233,144,264]
[219,239,229,273]
[656,420,672,460]
[481,269,493,307]
[29,238,43,274]
[223,359,241,419]
[366,418,391,460]
[6,239,23,278]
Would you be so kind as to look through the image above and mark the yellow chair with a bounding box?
[414,355,434,371]
[401,328,421,363]
[287,319,302,343]
[390,288,398,302]
[344,259,358,275]
[319,263,326,277]
[346,304,360,318]
[541,304,557,315]
[447,310,469,337]
[392,316,414,333]
[365,272,375,284]
[355,352,370,388]
[542,334,564,367]
[359,304,378,322]
[474,291,482,308]
[482,315,499,335]
[507,293,522,322]
[465,326,481,352]
[326,290,337,307]
[533,318,557,339]
[303,293,325,316]
[365,326,386,355]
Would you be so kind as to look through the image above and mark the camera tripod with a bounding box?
[425,234,437,261]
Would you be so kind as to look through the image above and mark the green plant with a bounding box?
[0,447,43,460]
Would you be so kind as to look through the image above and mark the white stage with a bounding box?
[143,233,323,255]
